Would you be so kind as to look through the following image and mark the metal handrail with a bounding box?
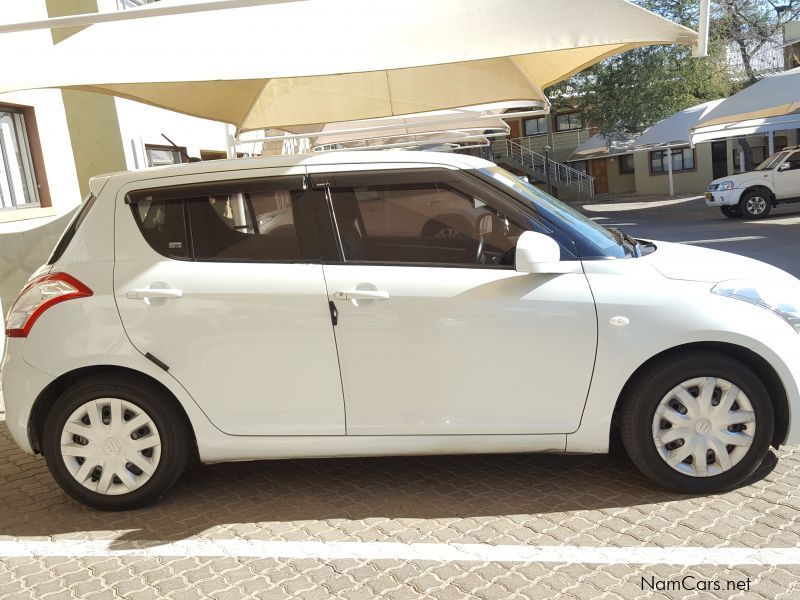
[491,138,595,197]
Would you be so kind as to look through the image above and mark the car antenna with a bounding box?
[161,133,202,162]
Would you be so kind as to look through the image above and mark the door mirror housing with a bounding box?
[778,162,790,172]
[515,231,579,274]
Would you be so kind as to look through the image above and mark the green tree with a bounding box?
[548,0,797,137]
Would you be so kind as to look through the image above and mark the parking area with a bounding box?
[2,197,800,599]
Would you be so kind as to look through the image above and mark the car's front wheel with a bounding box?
[621,352,773,493]
[738,190,772,219]
[42,375,190,510]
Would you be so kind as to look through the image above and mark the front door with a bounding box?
[309,165,597,435]
[114,169,345,436]
[590,159,609,194]
[775,150,800,199]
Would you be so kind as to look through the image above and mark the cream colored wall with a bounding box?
[605,156,636,193]
[633,143,715,195]
[0,0,82,225]
[47,0,128,198]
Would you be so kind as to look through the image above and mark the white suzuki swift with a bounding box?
[3,151,800,510]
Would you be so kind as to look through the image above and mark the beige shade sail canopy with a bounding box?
[691,68,800,144]
[0,0,698,133]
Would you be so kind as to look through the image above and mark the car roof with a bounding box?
[88,150,495,196]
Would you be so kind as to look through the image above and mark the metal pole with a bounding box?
[693,0,711,57]
[544,145,552,195]
[666,147,675,197]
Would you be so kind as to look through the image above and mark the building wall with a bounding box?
[633,143,715,195]
[606,156,636,194]
[0,1,83,227]
[47,0,128,199]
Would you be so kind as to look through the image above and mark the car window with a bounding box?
[781,151,800,171]
[187,188,298,261]
[132,196,190,259]
[326,172,529,267]
[128,177,302,262]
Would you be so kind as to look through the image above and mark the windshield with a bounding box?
[755,151,789,171]
[475,166,629,259]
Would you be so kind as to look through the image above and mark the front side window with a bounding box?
[650,147,695,174]
[0,109,40,210]
[780,151,800,171]
[129,177,302,262]
[326,171,535,267]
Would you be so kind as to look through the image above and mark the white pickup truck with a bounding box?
[705,146,800,219]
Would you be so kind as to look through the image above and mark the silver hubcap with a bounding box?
[60,398,162,495]
[652,377,755,477]
[746,196,767,215]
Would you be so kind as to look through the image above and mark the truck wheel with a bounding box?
[738,190,772,219]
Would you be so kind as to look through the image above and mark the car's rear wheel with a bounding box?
[738,190,772,219]
[42,375,189,510]
[621,352,773,493]
[720,205,742,219]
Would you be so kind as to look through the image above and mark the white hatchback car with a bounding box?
[3,151,800,510]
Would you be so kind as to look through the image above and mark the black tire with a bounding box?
[42,375,190,510]
[620,352,773,494]
[738,189,772,219]
[720,206,742,219]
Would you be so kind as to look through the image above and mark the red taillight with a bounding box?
[5,272,92,338]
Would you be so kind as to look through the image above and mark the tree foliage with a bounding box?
[549,0,799,137]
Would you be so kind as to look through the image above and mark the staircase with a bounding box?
[491,138,595,198]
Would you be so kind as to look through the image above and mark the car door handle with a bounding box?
[126,288,183,300]
[334,289,390,301]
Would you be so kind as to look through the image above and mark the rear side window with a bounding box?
[133,197,189,259]
[128,177,302,262]
[48,193,97,265]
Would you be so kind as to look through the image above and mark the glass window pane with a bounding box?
[672,150,683,171]
[330,178,524,266]
[187,187,299,261]
[0,110,39,208]
[650,152,662,173]
[682,148,694,170]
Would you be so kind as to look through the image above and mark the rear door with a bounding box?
[114,168,345,436]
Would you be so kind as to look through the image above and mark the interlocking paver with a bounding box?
[1,385,800,599]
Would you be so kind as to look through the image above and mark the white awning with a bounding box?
[636,99,724,148]
[569,132,639,160]
[0,0,698,132]
[690,68,800,144]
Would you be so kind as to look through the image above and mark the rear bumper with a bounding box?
[0,338,55,454]
[705,189,743,207]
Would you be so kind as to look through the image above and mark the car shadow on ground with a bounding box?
[0,425,779,546]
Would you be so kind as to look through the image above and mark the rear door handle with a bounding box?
[126,288,183,300]
[334,289,390,301]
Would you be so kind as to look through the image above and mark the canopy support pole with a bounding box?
[693,0,710,57]
[768,131,775,156]
[666,147,674,197]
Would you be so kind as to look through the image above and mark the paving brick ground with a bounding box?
[1,393,799,599]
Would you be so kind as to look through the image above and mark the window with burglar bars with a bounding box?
[0,109,40,210]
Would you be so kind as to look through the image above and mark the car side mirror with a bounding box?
[778,162,791,172]
[515,231,580,274]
